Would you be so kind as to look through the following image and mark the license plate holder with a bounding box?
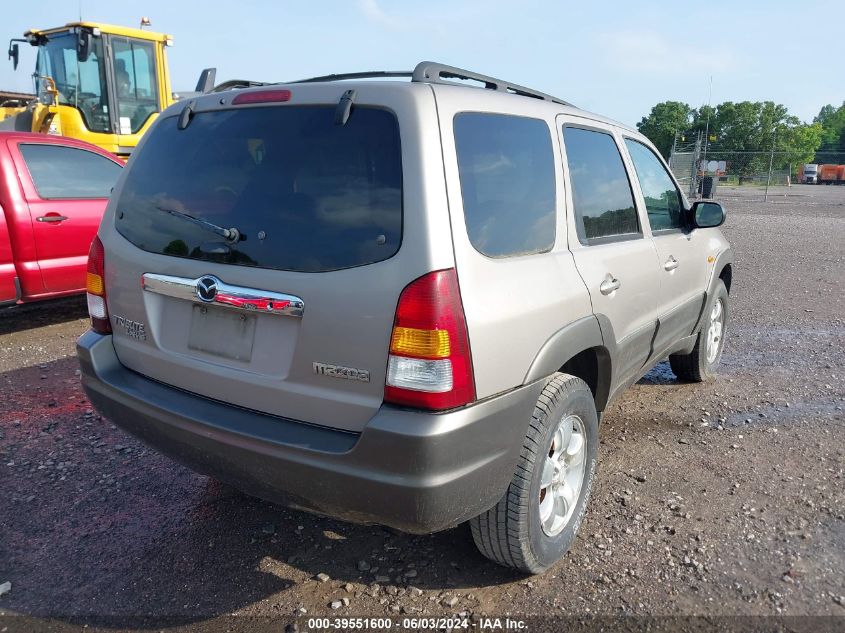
[188,304,256,362]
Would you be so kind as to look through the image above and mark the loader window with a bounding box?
[36,32,111,133]
[111,38,159,134]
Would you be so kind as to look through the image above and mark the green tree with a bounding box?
[691,105,716,134]
[636,101,693,158]
[779,120,823,168]
[710,102,783,176]
[683,101,822,178]
[813,102,845,163]
[638,99,824,178]
[815,104,837,126]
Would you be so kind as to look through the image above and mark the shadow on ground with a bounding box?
[0,357,521,627]
[0,296,88,335]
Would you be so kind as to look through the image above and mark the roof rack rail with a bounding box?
[287,61,572,106]
[210,79,269,93]
[411,61,572,106]
[291,70,412,83]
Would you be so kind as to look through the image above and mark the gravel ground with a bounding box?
[0,184,843,631]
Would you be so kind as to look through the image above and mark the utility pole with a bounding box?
[764,127,777,202]
[701,76,713,174]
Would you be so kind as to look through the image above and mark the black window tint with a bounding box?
[454,113,555,257]
[115,106,402,273]
[563,127,639,241]
[19,144,122,199]
[624,139,683,231]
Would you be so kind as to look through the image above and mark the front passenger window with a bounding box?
[624,139,684,231]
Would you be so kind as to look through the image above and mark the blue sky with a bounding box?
[2,0,839,126]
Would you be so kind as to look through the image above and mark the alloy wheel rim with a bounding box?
[706,298,724,364]
[539,414,587,537]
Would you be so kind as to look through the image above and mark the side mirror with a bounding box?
[691,201,726,229]
[8,42,19,70]
[76,31,92,62]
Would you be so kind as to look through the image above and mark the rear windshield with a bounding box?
[115,105,402,273]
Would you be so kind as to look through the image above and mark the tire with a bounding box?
[469,373,598,573]
[670,279,729,382]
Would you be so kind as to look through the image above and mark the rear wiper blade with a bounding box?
[156,206,242,242]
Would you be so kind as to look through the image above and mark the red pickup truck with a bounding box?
[0,132,123,304]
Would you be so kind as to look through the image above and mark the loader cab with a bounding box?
[10,22,174,158]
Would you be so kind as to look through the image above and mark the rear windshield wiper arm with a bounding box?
[156,206,242,242]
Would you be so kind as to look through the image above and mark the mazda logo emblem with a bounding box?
[196,276,219,303]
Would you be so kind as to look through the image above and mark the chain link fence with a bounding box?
[668,133,845,201]
[667,137,701,199]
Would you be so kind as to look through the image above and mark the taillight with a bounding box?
[86,236,111,334]
[384,269,475,410]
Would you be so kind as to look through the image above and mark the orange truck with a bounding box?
[817,164,845,184]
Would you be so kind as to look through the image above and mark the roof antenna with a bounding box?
[78,0,82,21]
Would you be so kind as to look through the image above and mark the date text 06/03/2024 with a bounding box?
[304,616,528,630]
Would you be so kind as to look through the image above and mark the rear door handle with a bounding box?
[663,256,679,271]
[36,214,69,223]
[599,276,621,295]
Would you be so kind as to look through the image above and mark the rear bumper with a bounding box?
[77,331,544,533]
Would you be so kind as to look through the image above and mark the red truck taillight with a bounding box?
[384,269,475,410]
[86,236,111,334]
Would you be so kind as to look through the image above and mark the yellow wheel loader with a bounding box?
[0,22,218,159]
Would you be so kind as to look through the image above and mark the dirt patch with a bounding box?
[0,186,843,628]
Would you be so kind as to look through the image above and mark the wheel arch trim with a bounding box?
[710,248,734,295]
[692,248,734,333]
[523,315,615,412]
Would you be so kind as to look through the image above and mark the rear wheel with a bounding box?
[469,373,598,573]
[670,279,729,382]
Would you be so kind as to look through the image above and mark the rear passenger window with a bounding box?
[624,139,684,231]
[19,144,122,199]
[454,113,555,257]
[563,127,639,243]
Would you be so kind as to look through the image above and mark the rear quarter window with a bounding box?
[115,105,402,273]
[454,113,555,257]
